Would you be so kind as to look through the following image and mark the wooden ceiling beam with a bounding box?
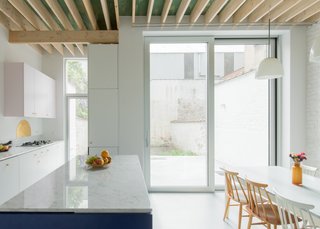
[0,11,20,30]
[147,0,154,24]
[114,0,120,29]
[26,0,60,31]
[83,0,98,30]
[100,0,111,30]
[29,44,44,54]
[306,11,320,23]
[0,0,28,30]
[132,0,136,23]
[190,0,210,23]
[44,0,73,30]
[65,0,86,30]
[276,0,320,22]
[219,0,246,23]
[52,43,64,55]
[40,44,53,54]
[248,0,283,22]
[204,0,228,24]
[65,44,75,56]
[262,0,302,22]
[176,0,191,24]
[0,2,48,54]
[233,0,265,23]
[44,0,83,55]
[27,0,70,55]
[161,0,172,24]
[64,0,87,55]
[8,0,48,30]
[290,2,320,23]
[9,30,119,44]
[8,0,63,55]
[76,43,85,55]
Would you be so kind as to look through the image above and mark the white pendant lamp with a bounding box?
[310,36,320,62]
[255,19,284,80]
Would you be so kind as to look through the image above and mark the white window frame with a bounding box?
[64,58,88,161]
[144,36,215,192]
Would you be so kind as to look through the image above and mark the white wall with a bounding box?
[306,23,320,167]
[280,27,307,168]
[118,20,145,167]
[0,26,43,143]
[42,54,65,140]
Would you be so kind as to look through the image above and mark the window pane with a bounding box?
[214,44,269,186]
[149,43,208,187]
[68,98,88,159]
[66,59,88,94]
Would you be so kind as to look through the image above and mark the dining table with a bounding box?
[231,165,320,226]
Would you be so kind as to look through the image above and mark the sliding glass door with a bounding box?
[214,39,277,187]
[145,38,277,191]
[145,37,214,191]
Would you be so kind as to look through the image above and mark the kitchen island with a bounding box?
[0,155,152,229]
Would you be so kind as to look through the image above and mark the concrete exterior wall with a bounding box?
[150,80,206,154]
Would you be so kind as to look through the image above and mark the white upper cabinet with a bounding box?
[4,63,56,118]
[88,44,118,89]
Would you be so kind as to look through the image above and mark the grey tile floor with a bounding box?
[150,192,266,229]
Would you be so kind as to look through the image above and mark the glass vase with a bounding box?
[292,162,302,185]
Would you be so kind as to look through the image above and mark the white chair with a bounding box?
[302,164,318,177]
[274,189,316,229]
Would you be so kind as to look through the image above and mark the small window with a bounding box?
[66,59,88,94]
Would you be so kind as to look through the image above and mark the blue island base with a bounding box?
[0,212,152,229]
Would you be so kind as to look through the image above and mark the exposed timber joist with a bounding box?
[9,30,119,44]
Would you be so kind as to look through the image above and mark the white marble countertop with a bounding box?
[0,141,63,162]
[0,155,152,213]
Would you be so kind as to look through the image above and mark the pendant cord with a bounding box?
[268,19,271,58]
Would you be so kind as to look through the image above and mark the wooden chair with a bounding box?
[246,178,283,229]
[274,189,316,229]
[222,168,249,229]
[301,164,318,177]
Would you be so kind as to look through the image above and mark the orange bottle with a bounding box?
[292,162,302,185]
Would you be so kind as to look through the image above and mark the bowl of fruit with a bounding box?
[0,141,12,152]
[85,150,112,169]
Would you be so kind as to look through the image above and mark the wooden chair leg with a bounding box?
[273,225,277,229]
[238,203,243,229]
[267,223,271,229]
[223,197,231,221]
[247,214,253,229]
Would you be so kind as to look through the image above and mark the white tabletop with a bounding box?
[0,155,151,213]
[234,166,320,219]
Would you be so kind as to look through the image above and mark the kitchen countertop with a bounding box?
[0,155,152,213]
[0,141,63,162]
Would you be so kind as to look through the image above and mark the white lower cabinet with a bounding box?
[0,142,65,204]
[0,157,20,205]
[20,150,40,191]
